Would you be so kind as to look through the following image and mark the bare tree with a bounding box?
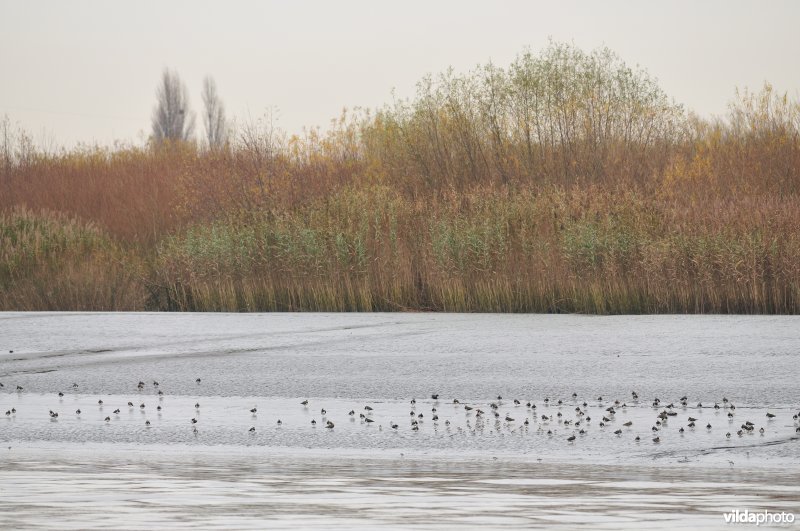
[151,69,195,143]
[202,76,228,149]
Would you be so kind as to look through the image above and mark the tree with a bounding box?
[151,69,195,143]
[202,76,228,149]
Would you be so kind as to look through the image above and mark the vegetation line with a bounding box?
[1,43,799,313]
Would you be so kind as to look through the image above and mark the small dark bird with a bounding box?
[128,402,134,407]
[196,378,201,383]
[706,423,712,429]
[249,427,256,432]
[505,416,514,422]
[614,429,622,435]
[411,399,416,405]
[75,409,81,414]
[431,394,439,400]
[104,416,111,422]
[766,412,776,419]
[321,408,326,415]
[364,406,373,411]
[567,435,576,442]
[348,410,355,416]
[365,418,375,423]
[326,421,334,429]
[195,403,200,409]
[98,400,103,405]
[311,420,317,425]
[277,420,282,425]
[58,392,64,397]
[250,407,257,414]
[301,400,309,406]
[653,436,660,443]
[191,418,197,424]
[635,436,640,441]
[391,423,398,429]
[113,409,120,414]
[140,403,145,409]
[145,420,151,426]
[157,405,162,411]
[623,421,632,427]
[726,432,731,438]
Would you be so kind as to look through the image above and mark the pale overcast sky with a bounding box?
[1,0,799,148]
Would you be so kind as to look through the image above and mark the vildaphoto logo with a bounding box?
[723,509,795,526]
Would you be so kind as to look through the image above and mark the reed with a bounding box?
[1,43,798,313]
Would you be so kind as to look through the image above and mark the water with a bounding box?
[1,312,799,529]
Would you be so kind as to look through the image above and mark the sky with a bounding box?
[1,0,799,149]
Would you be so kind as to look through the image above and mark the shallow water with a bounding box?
[1,312,799,529]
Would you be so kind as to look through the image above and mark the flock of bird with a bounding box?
[3,378,800,445]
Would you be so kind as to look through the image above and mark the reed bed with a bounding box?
[1,43,799,313]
